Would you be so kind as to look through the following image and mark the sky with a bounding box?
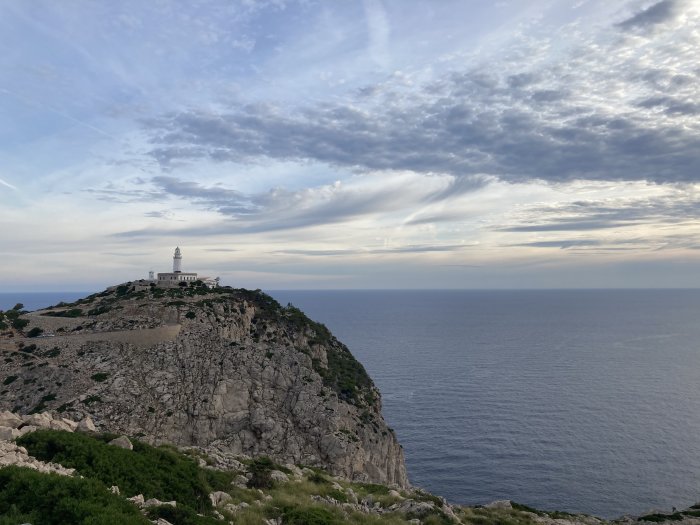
[2,0,700,291]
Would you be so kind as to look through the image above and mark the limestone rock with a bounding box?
[0,426,19,440]
[231,474,248,488]
[17,425,38,437]
[485,500,513,510]
[127,494,145,506]
[108,435,133,450]
[145,498,176,508]
[0,439,74,476]
[0,411,22,428]
[270,470,289,483]
[209,491,233,507]
[77,416,96,432]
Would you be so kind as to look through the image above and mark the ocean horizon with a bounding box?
[2,289,700,518]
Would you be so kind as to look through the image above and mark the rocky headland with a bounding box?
[0,282,406,487]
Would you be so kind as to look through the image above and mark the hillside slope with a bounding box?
[0,282,407,487]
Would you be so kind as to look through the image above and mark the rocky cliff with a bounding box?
[0,282,408,487]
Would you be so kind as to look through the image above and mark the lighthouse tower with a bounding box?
[173,247,182,273]
[156,247,199,286]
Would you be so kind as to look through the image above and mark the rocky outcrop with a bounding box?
[0,284,408,487]
[0,410,76,476]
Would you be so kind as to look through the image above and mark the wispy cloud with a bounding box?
[0,177,17,191]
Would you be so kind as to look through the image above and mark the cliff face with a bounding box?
[0,284,408,487]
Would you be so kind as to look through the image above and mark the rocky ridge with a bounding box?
[0,283,407,487]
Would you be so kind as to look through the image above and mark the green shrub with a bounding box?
[281,506,341,525]
[44,347,61,358]
[91,372,109,382]
[11,318,29,330]
[308,471,330,484]
[0,465,149,525]
[27,327,44,338]
[82,395,102,405]
[45,308,83,318]
[248,456,275,489]
[2,375,17,385]
[185,311,196,319]
[18,430,214,512]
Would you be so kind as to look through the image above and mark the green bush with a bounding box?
[91,372,109,382]
[185,311,196,319]
[0,465,149,525]
[281,506,341,525]
[2,375,17,385]
[11,318,29,330]
[247,456,275,489]
[27,327,44,338]
[45,308,83,318]
[17,430,214,512]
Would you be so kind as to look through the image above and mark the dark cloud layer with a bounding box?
[142,7,700,187]
[617,0,679,30]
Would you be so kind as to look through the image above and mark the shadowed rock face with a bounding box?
[0,284,408,487]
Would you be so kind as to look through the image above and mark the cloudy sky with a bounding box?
[2,0,700,291]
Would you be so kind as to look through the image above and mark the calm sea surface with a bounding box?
[3,289,700,517]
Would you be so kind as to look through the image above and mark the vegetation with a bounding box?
[247,456,275,489]
[44,308,83,318]
[90,372,109,382]
[17,430,229,514]
[0,466,149,525]
[27,327,44,338]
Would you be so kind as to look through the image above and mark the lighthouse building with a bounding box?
[157,247,199,285]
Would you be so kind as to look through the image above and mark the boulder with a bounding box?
[395,500,436,515]
[108,436,133,450]
[209,491,233,507]
[0,411,22,428]
[231,474,248,489]
[284,464,304,479]
[485,500,513,510]
[23,412,53,429]
[128,494,145,506]
[77,416,96,432]
[270,470,289,483]
[17,425,38,437]
[0,426,19,440]
[49,419,76,432]
[145,498,176,508]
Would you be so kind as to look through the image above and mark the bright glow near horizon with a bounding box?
[2,0,700,291]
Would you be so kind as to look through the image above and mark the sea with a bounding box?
[2,289,700,518]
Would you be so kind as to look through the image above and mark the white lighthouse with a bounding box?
[157,247,198,285]
[173,247,182,273]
